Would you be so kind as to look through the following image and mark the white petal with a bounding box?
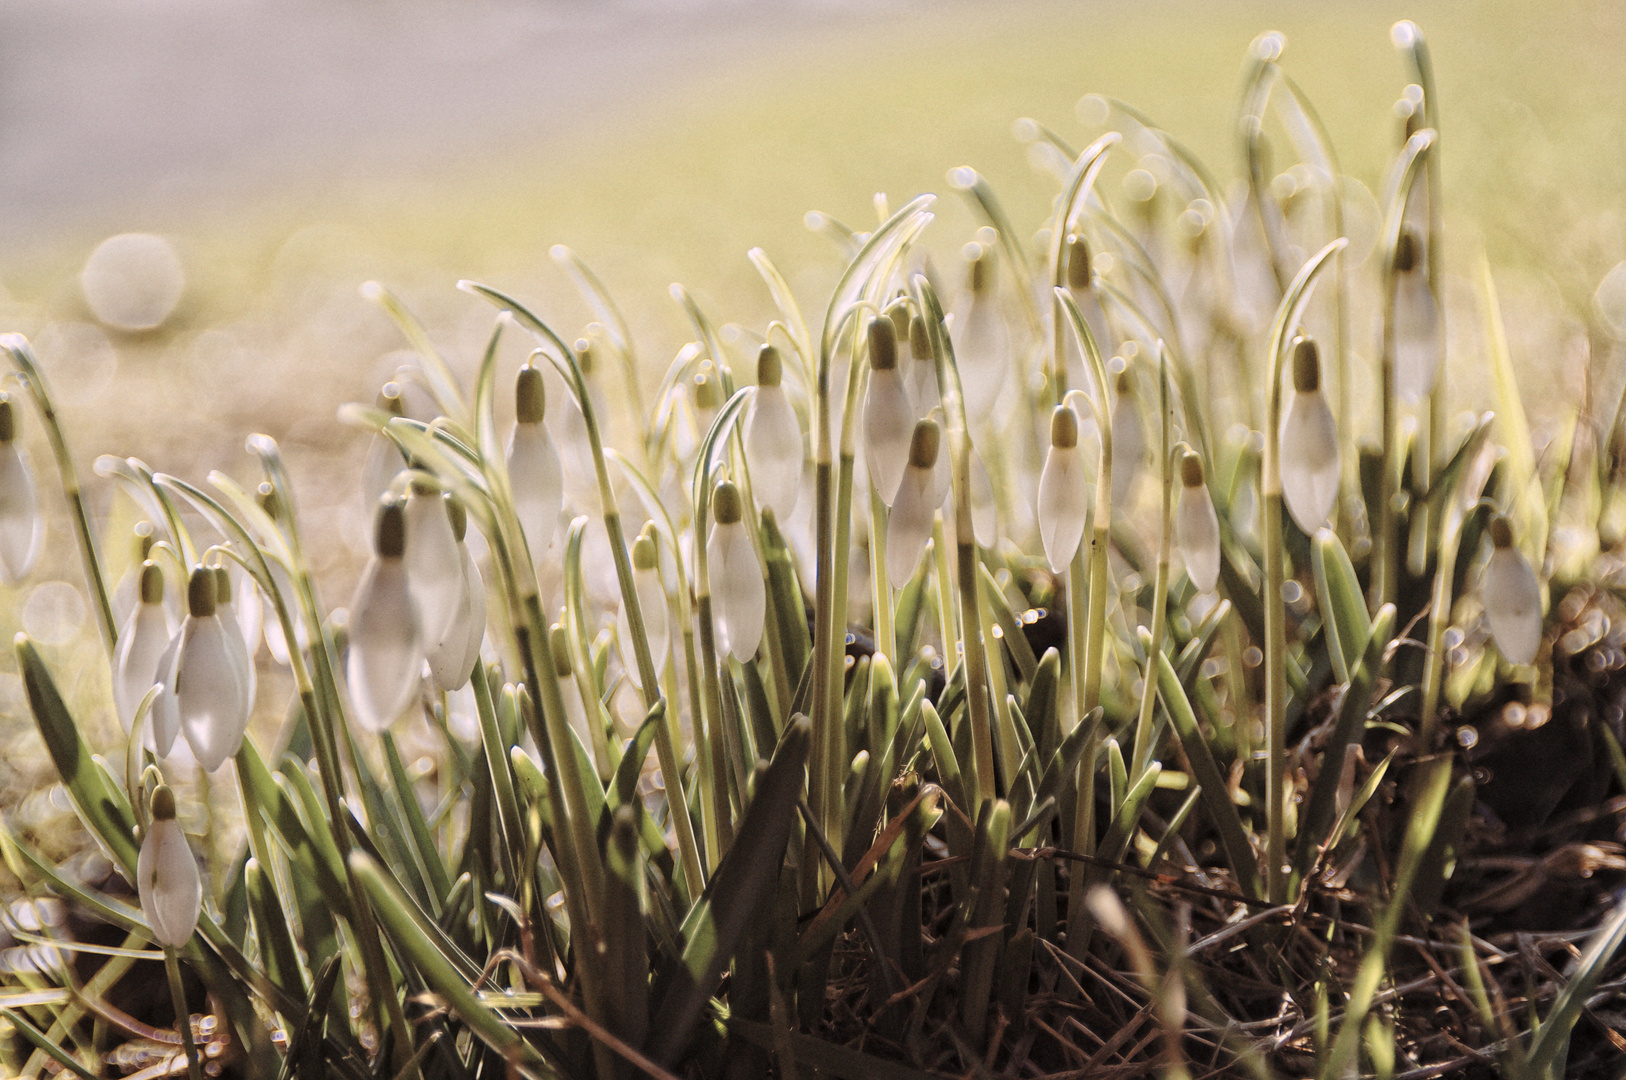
[1110,395,1145,510]
[1279,389,1340,533]
[114,602,171,733]
[215,598,257,720]
[261,560,307,667]
[864,368,915,504]
[887,466,937,588]
[176,615,251,772]
[1063,286,1112,392]
[149,632,182,757]
[1177,484,1223,593]
[956,298,1011,424]
[506,421,563,560]
[617,566,669,690]
[361,434,406,512]
[428,544,484,692]
[1037,448,1086,573]
[707,521,765,662]
[745,385,804,521]
[347,558,423,732]
[232,565,264,660]
[138,819,200,948]
[404,490,463,648]
[0,444,41,584]
[1394,272,1442,403]
[1484,548,1542,664]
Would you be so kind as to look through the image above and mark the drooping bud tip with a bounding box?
[375,499,406,559]
[150,784,177,822]
[1180,450,1205,488]
[1050,406,1078,449]
[187,566,216,619]
[515,365,546,424]
[867,316,897,371]
[1065,234,1092,291]
[139,561,164,605]
[756,344,782,388]
[0,396,14,444]
[211,565,233,605]
[632,533,658,571]
[1292,337,1321,393]
[712,481,743,525]
[908,419,941,469]
[1489,514,1514,550]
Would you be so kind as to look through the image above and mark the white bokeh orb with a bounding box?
[80,233,185,332]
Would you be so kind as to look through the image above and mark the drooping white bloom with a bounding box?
[360,382,407,515]
[113,562,172,734]
[863,315,915,505]
[211,566,256,720]
[506,364,563,562]
[403,482,462,650]
[1037,406,1088,573]
[1175,451,1222,593]
[257,485,308,667]
[111,521,158,629]
[427,498,485,692]
[1392,228,1442,403]
[0,395,43,584]
[954,245,1012,425]
[1279,337,1340,534]
[1483,515,1542,665]
[175,567,252,772]
[149,630,183,757]
[616,529,669,690]
[231,562,264,662]
[744,345,804,522]
[887,420,943,588]
[903,308,940,416]
[707,481,765,662]
[348,500,423,732]
[1064,234,1113,393]
[1110,370,1146,510]
[138,786,200,949]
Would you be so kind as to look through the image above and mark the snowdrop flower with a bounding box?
[864,315,914,505]
[955,245,1012,425]
[1110,370,1146,510]
[1391,227,1442,403]
[111,522,157,628]
[175,566,252,772]
[1279,337,1340,534]
[348,499,423,732]
[1037,406,1088,573]
[360,382,407,513]
[707,481,765,662]
[0,394,42,584]
[1483,514,1542,665]
[138,786,199,948]
[403,482,462,650]
[113,561,171,734]
[1064,234,1112,392]
[257,484,308,666]
[426,497,485,692]
[506,363,563,562]
[744,344,803,522]
[150,629,183,757]
[904,308,940,416]
[1176,450,1222,593]
[887,419,945,588]
[211,566,256,717]
[616,527,669,690]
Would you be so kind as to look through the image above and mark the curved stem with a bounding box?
[2,336,117,656]
[163,947,206,1080]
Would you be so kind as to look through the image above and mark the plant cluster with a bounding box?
[3,21,1626,1080]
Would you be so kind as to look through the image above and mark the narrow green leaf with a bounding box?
[15,634,139,874]
[1155,648,1260,897]
[1311,530,1371,685]
[351,852,554,1078]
